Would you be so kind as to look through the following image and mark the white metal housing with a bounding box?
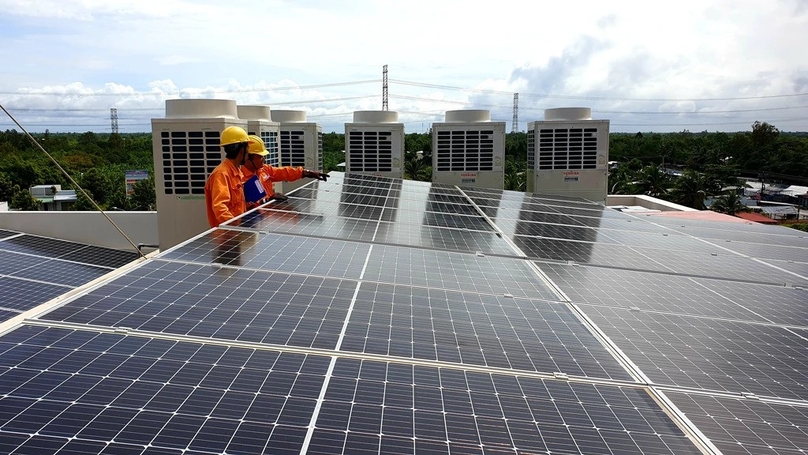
[151,99,245,250]
[272,110,324,193]
[345,110,404,178]
[431,110,505,189]
[237,105,280,168]
[526,107,610,202]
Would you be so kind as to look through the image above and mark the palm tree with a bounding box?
[669,170,712,209]
[710,190,749,216]
[404,155,431,181]
[632,165,672,198]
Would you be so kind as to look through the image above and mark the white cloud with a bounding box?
[0,0,806,132]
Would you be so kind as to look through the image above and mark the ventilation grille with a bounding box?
[538,128,598,170]
[160,131,220,195]
[435,130,494,171]
[348,131,393,172]
[262,130,279,167]
[527,129,535,171]
[317,131,324,171]
[280,130,306,167]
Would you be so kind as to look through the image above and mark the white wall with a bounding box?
[0,211,158,251]
[606,195,698,212]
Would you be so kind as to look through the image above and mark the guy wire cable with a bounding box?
[0,102,146,259]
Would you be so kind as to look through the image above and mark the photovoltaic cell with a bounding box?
[375,223,515,254]
[0,325,328,455]
[716,240,808,263]
[0,234,85,257]
[160,229,370,279]
[0,276,72,315]
[341,282,632,380]
[578,304,808,400]
[310,358,701,454]
[41,260,356,349]
[666,391,808,454]
[0,229,19,239]
[518,237,669,271]
[364,245,561,300]
[760,258,808,278]
[538,263,775,322]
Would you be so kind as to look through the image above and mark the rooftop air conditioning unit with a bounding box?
[151,99,246,250]
[527,107,609,202]
[272,109,324,193]
[237,105,280,168]
[345,110,403,178]
[431,110,505,189]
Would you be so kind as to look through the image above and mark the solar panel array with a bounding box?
[1,173,807,454]
[0,230,140,323]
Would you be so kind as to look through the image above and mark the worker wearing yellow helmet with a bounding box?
[204,126,250,227]
[242,134,329,207]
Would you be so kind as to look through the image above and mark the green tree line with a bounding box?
[2,121,807,213]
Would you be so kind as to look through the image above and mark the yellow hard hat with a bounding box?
[220,126,249,147]
[246,135,269,156]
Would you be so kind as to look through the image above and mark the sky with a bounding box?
[1,0,807,134]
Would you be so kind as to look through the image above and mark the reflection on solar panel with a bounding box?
[1,173,808,454]
[0,232,140,323]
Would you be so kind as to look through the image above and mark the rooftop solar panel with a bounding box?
[2,172,808,454]
[665,391,808,454]
[578,304,808,400]
[0,325,327,455]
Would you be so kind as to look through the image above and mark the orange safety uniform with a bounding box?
[242,164,305,201]
[204,159,245,227]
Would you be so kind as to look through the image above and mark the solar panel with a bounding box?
[0,325,328,454]
[3,172,808,454]
[308,358,703,454]
[0,276,72,316]
[665,390,808,454]
[577,304,808,400]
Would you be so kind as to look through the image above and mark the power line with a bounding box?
[0,80,381,97]
[389,78,808,102]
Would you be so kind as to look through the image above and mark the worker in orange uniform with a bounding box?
[204,126,250,227]
[242,134,329,207]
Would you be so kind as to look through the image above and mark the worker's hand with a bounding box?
[303,170,329,182]
[269,193,288,202]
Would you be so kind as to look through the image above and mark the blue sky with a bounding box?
[1,0,807,133]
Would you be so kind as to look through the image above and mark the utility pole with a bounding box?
[110,108,119,134]
[512,93,518,133]
[382,65,388,111]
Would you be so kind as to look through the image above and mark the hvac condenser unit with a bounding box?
[526,107,609,202]
[237,105,280,167]
[152,99,246,250]
[345,110,404,178]
[432,110,505,189]
[272,110,324,193]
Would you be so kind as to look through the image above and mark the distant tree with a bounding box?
[404,152,431,181]
[73,189,97,211]
[130,175,156,211]
[79,168,112,208]
[669,170,714,210]
[0,173,18,202]
[632,164,672,198]
[10,190,40,211]
[710,191,749,216]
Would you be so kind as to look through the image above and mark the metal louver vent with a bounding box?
[262,130,279,167]
[160,130,220,195]
[280,130,306,167]
[317,131,324,170]
[348,131,393,172]
[538,127,598,170]
[435,130,495,171]
[527,129,535,171]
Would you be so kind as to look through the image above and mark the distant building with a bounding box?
[29,184,76,210]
